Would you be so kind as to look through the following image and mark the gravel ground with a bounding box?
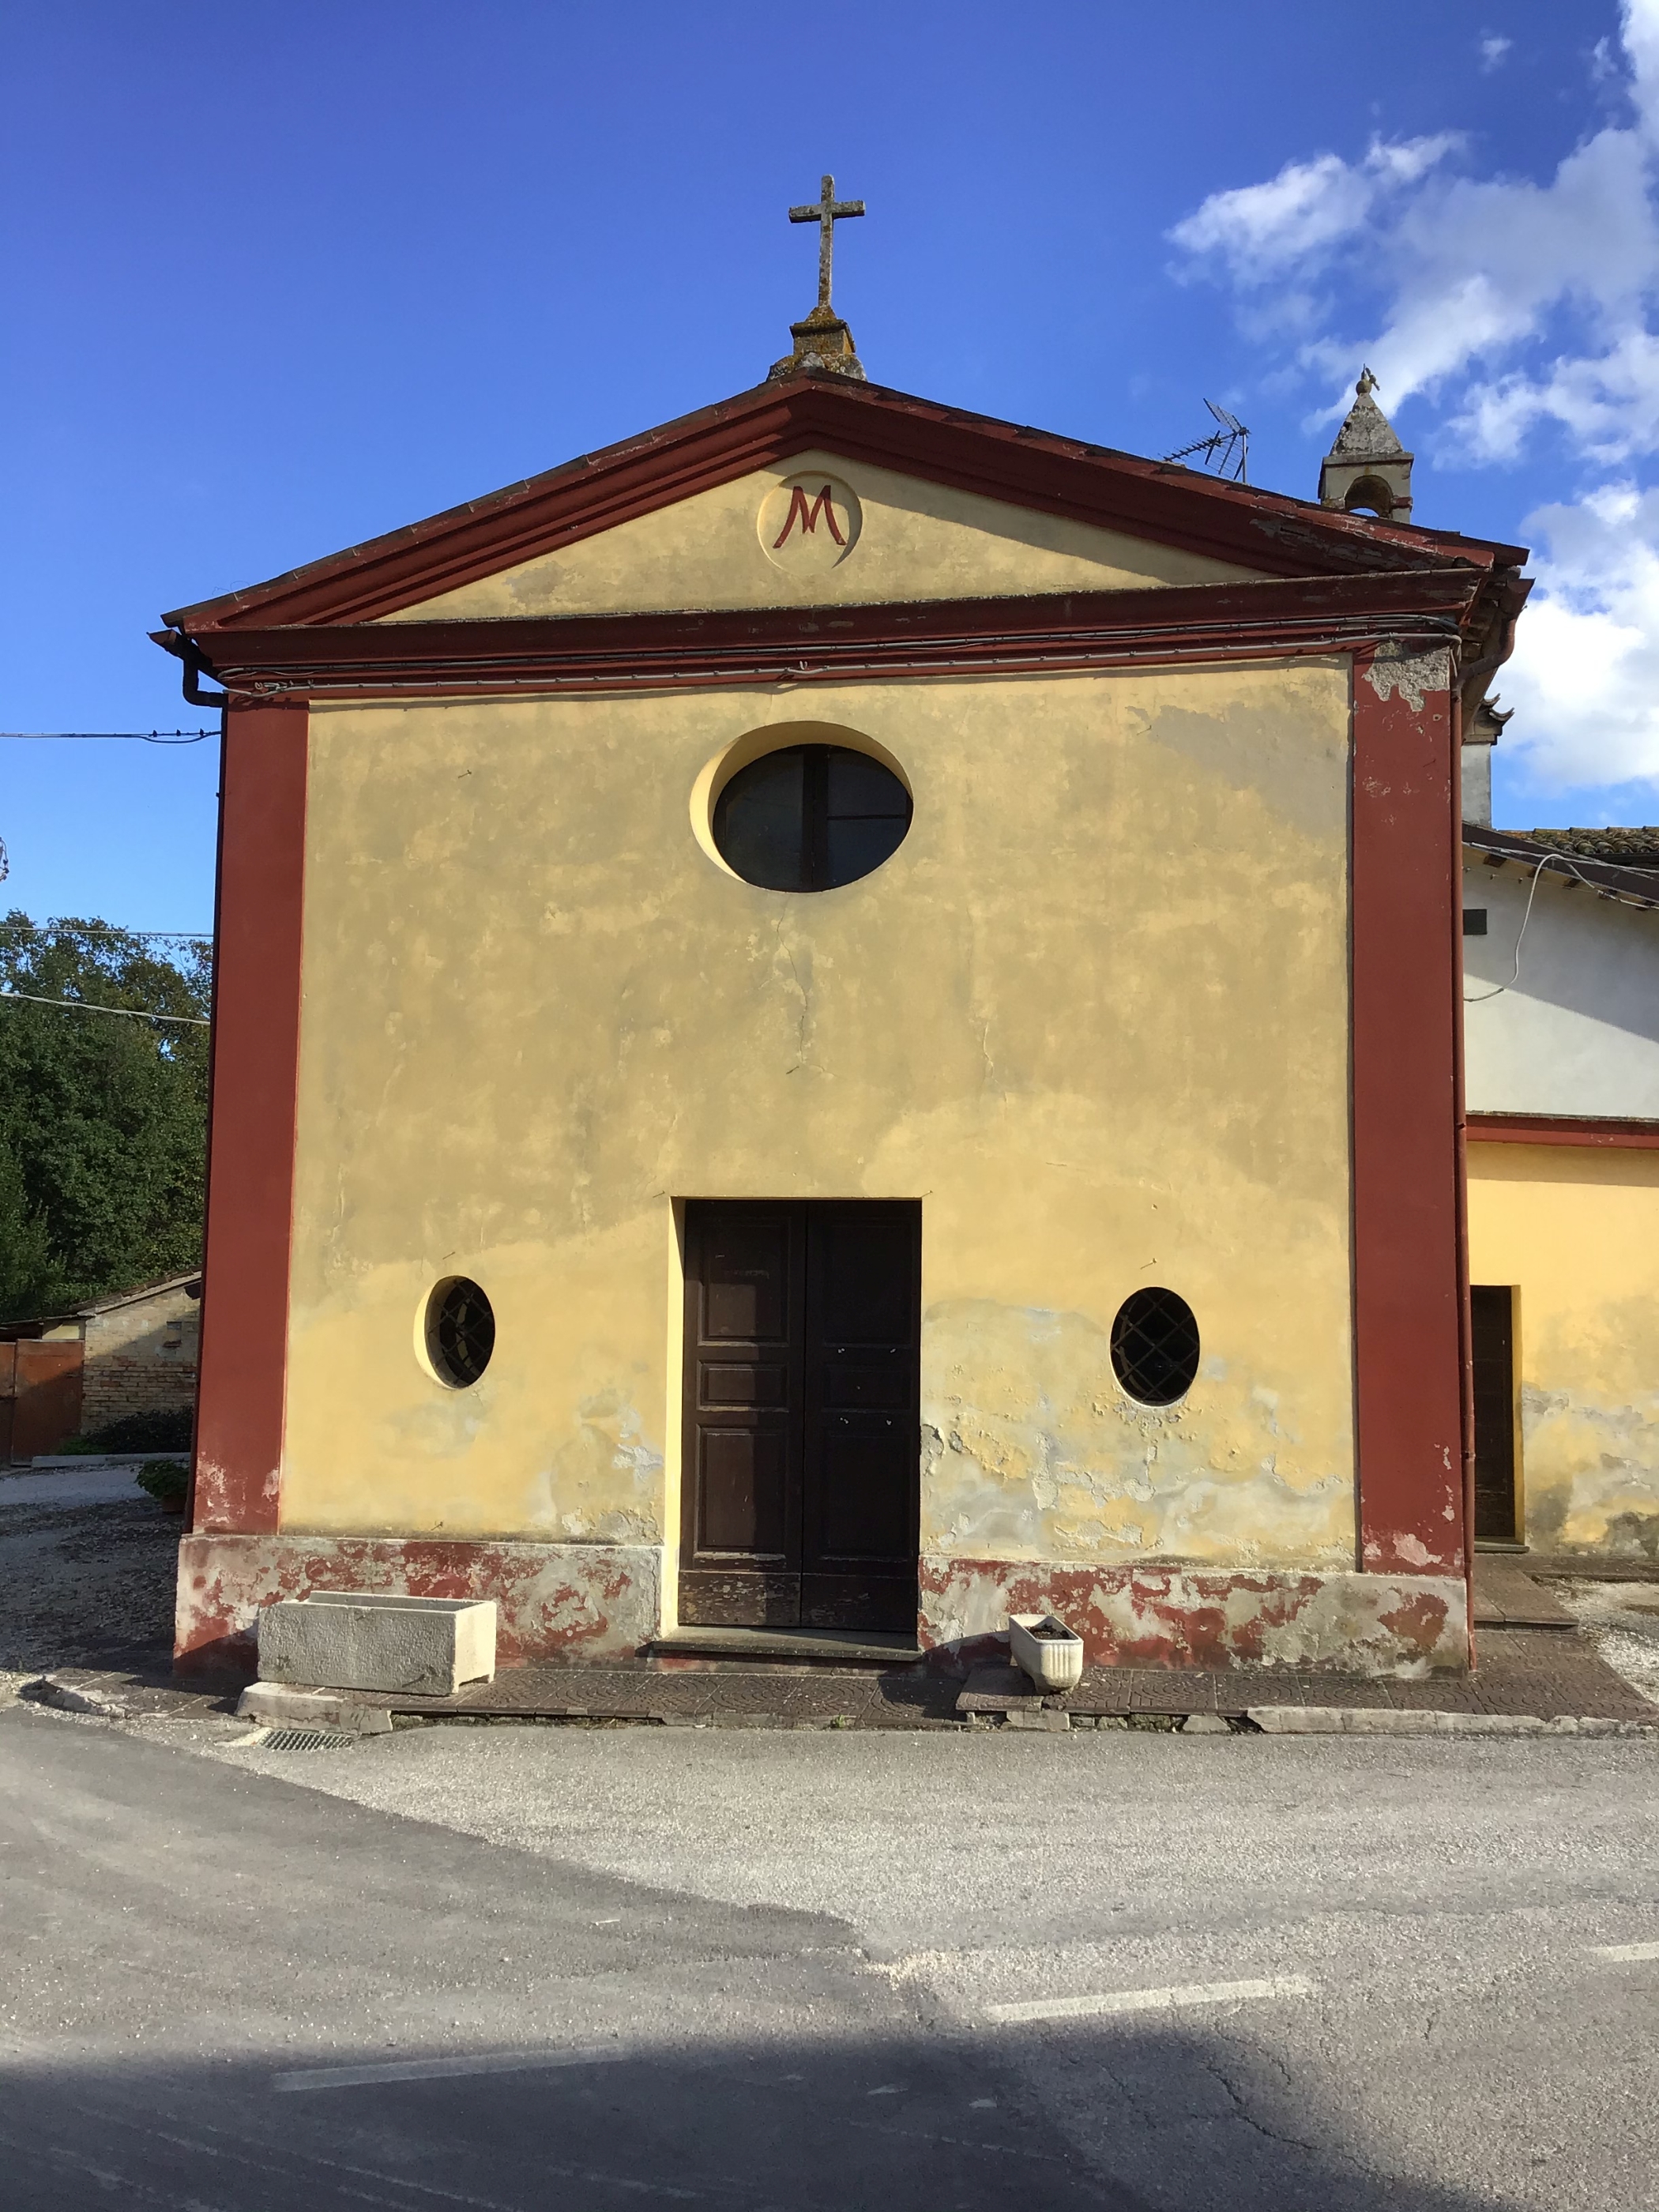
[0,1469,179,1680]
[1553,1578,1659,1704]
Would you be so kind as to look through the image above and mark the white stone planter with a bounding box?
[1008,1612,1084,1695]
[258,1593,496,1696]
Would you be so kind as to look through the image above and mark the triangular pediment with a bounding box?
[378,447,1262,622]
[164,374,1525,636]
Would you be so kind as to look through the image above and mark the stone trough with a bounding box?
[257,1592,496,1697]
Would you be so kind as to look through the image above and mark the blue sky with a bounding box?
[2,1,1649,935]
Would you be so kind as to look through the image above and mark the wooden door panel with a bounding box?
[814,1416,914,1559]
[698,1428,789,1556]
[816,1212,916,1344]
[702,1217,793,1344]
[699,1360,789,1407]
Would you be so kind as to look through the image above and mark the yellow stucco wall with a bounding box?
[382,450,1264,622]
[279,656,1358,1581]
[1467,1142,1659,1556]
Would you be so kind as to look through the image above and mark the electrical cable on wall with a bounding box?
[1465,860,1547,1003]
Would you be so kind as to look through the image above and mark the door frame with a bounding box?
[673,1197,922,1631]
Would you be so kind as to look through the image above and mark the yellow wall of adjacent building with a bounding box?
[1467,1141,1659,1557]
[279,656,1359,1578]
[382,449,1264,622]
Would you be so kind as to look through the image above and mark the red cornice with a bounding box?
[163,374,1528,636]
[1466,1112,1659,1149]
[169,568,1486,702]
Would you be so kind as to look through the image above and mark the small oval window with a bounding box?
[713,743,911,892]
[1111,1287,1200,1406]
[426,1277,495,1388]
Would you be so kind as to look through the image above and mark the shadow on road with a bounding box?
[0,2022,1522,2212]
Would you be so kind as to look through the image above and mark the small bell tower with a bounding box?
[1319,369,1414,522]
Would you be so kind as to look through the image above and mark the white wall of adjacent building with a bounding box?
[1462,852,1659,1117]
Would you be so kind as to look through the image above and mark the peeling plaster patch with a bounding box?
[175,1536,660,1672]
[918,1556,1467,1676]
[1363,644,1452,713]
[1521,1383,1659,1556]
[523,1392,664,1544]
[921,1298,1352,1569]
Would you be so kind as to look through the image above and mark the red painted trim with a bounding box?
[184,569,1484,701]
[1451,693,1477,1657]
[164,375,1523,634]
[191,702,308,1536]
[1466,1112,1659,1149]
[1351,650,1467,1576]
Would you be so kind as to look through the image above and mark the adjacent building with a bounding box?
[1461,822,1659,1559]
[0,1273,201,1460]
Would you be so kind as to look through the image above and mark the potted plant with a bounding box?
[1009,1612,1085,1695]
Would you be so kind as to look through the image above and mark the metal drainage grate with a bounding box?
[260,1728,356,1752]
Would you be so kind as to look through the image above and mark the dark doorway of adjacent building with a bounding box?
[1471,1285,1518,1544]
[679,1200,921,1632]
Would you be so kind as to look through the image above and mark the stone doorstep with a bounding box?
[1471,1557,1578,1630]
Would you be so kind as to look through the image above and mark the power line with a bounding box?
[2,922,213,944]
[0,729,214,745]
[0,988,209,1028]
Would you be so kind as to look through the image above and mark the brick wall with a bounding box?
[80,1283,200,1432]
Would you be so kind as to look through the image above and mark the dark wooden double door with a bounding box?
[680,1200,921,1632]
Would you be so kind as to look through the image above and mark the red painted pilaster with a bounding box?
[190,701,308,1537]
[1351,649,1468,1576]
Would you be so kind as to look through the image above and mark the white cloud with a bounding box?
[1169,138,1461,287]
[1176,116,1659,427]
[1168,0,1659,795]
[1504,484,1659,788]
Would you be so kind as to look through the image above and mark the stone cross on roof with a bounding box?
[789,174,865,312]
[769,175,869,384]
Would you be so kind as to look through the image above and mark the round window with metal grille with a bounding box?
[426,1277,495,1389]
[1110,1286,1200,1406]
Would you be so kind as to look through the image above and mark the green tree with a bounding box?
[0,913,212,1322]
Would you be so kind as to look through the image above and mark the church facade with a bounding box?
[158,350,1529,1678]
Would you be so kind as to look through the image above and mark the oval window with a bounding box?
[426,1277,495,1388]
[1111,1287,1200,1406]
[713,743,911,892]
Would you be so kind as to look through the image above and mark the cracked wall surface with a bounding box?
[1467,1142,1659,1557]
[280,658,1356,1586]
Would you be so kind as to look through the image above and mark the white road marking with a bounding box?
[1591,1941,1659,1962]
[985,1974,1317,2023]
[273,2045,629,2091]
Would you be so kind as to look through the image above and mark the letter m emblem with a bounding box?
[772,483,846,550]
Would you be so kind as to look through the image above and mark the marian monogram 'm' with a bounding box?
[758,472,862,573]
[773,483,845,549]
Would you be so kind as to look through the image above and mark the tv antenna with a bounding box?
[1164,401,1250,483]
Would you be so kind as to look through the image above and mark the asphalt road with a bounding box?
[2,1706,1657,2210]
